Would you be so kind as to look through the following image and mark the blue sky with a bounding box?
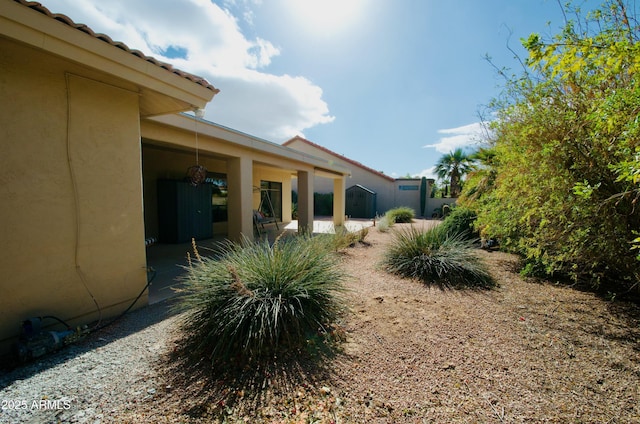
[45,0,600,178]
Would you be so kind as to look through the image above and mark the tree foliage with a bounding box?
[458,147,498,204]
[462,0,640,290]
[434,148,473,197]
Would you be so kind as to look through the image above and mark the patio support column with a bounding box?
[333,176,346,227]
[297,170,314,233]
[227,156,253,242]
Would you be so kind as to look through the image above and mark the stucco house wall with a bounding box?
[0,37,162,351]
[284,136,436,216]
[284,136,398,215]
[344,167,396,214]
[0,0,350,357]
[393,179,423,215]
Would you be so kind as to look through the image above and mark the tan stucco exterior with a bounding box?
[284,138,396,215]
[284,136,436,216]
[0,1,349,356]
[140,115,349,240]
[0,1,216,354]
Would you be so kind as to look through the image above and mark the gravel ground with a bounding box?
[0,301,180,424]
[2,220,640,423]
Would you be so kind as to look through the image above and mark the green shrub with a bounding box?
[175,235,346,363]
[465,3,640,289]
[440,206,478,240]
[519,260,549,280]
[381,224,494,289]
[315,225,369,251]
[385,207,415,224]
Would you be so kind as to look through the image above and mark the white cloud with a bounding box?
[45,0,333,141]
[389,167,437,180]
[204,70,335,140]
[423,122,489,153]
[416,167,438,180]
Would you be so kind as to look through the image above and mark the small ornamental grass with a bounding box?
[375,213,392,232]
[385,206,415,224]
[175,235,347,364]
[331,225,369,250]
[382,224,495,289]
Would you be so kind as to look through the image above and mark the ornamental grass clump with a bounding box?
[330,225,369,250]
[385,206,415,224]
[382,225,494,289]
[175,235,346,364]
[376,213,392,233]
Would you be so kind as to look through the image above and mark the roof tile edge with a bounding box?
[283,135,396,182]
[14,0,219,94]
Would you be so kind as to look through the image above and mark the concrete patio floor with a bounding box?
[145,217,375,304]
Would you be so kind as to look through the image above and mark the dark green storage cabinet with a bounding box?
[157,180,212,243]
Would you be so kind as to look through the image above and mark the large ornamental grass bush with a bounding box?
[382,224,494,289]
[175,235,347,364]
[376,213,392,233]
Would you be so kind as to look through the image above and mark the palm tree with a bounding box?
[434,148,473,197]
[462,147,498,202]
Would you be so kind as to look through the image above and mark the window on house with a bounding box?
[206,172,228,222]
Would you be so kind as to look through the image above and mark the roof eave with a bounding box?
[2,0,218,111]
[145,114,351,177]
[284,135,395,182]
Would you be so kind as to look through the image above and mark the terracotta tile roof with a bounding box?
[283,135,395,182]
[14,0,219,94]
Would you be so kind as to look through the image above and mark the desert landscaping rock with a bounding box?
[1,220,639,423]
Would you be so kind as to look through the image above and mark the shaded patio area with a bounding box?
[145,217,375,304]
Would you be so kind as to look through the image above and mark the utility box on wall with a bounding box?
[346,184,377,219]
[157,179,212,243]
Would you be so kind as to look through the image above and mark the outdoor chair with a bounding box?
[253,210,279,235]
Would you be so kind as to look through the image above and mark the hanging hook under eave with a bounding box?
[186,109,208,186]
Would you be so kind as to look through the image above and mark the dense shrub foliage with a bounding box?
[461,1,640,290]
[439,206,478,240]
[385,207,415,224]
[176,235,346,363]
[382,225,494,289]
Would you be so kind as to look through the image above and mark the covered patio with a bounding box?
[141,114,351,243]
[146,217,375,303]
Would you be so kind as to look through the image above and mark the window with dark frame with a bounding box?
[206,172,228,222]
